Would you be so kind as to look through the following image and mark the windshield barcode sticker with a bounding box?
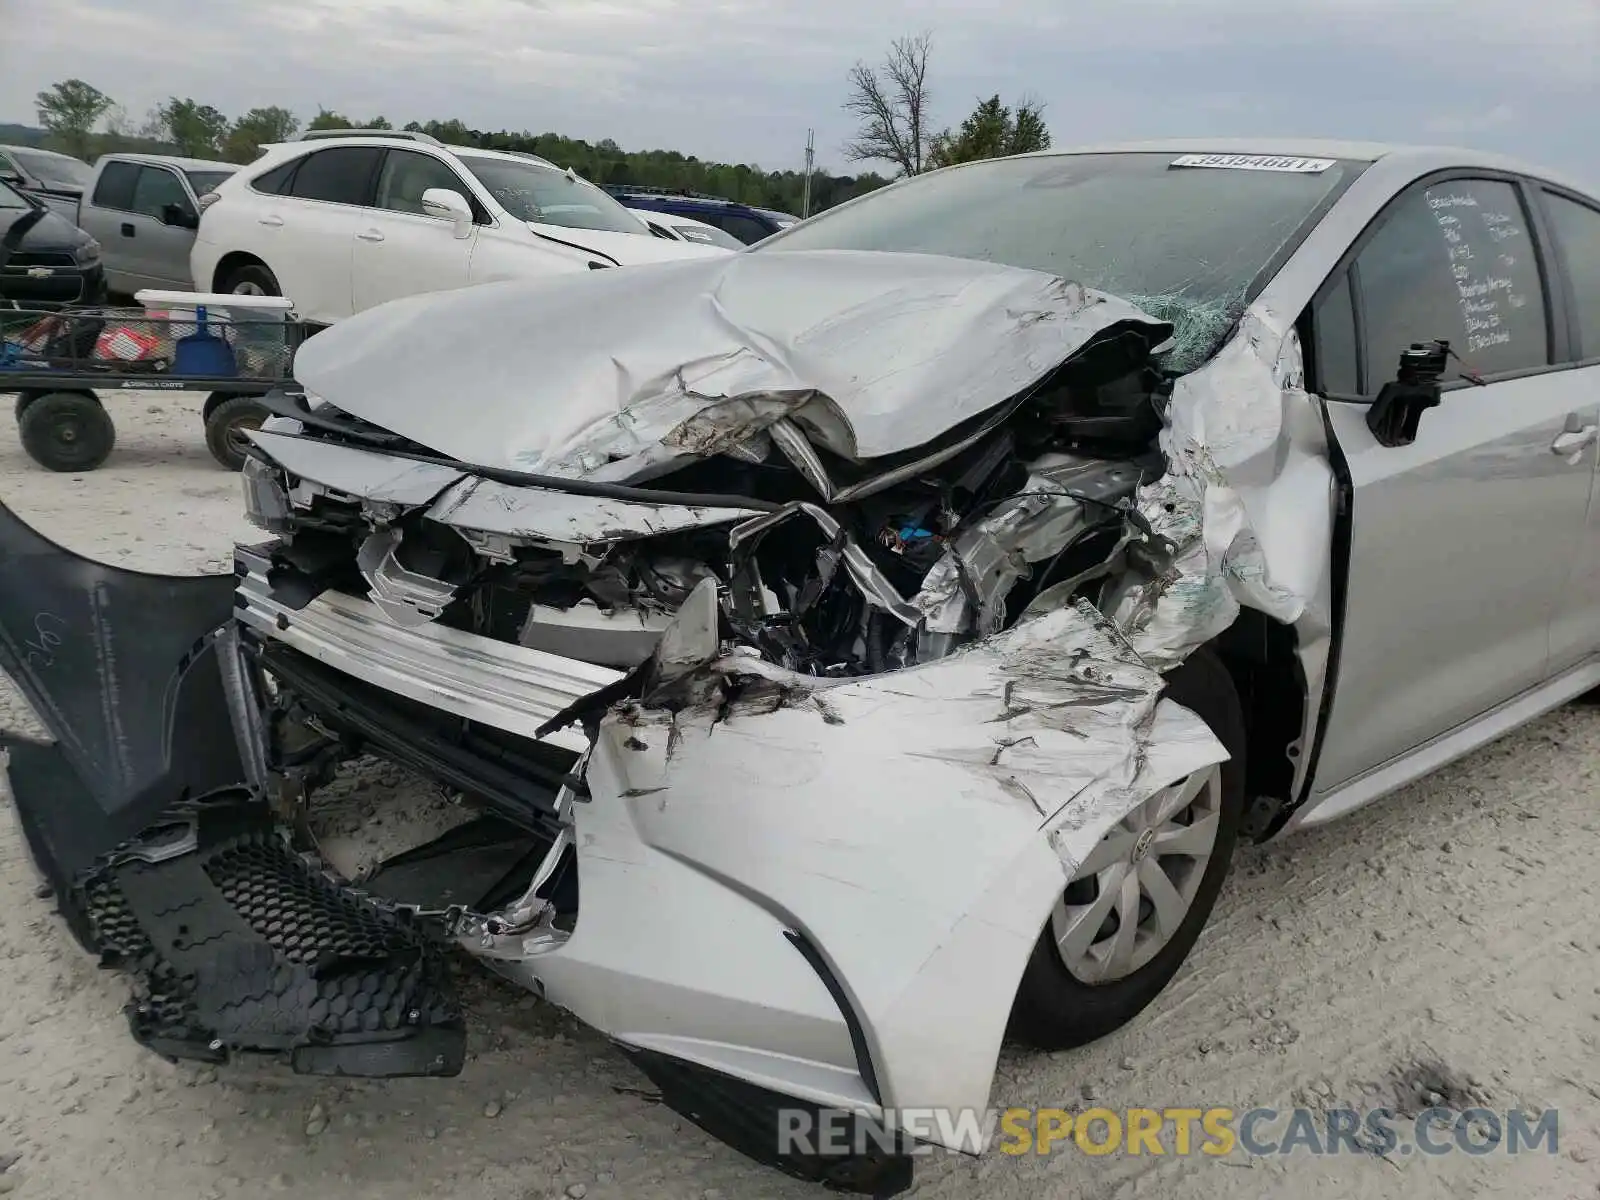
[1169,154,1336,173]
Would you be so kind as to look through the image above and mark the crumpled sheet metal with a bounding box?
[291,250,1171,476]
[1110,311,1334,672]
[245,430,762,548]
[911,479,1092,639]
[649,596,1226,879]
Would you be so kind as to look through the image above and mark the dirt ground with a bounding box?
[1,393,1596,1200]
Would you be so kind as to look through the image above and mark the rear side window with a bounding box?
[1542,191,1600,360]
[288,147,382,206]
[1352,177,1548,387]
[250,158,301,195]
[92,161,140,210]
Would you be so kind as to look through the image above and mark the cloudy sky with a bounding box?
[2,0,1596,184]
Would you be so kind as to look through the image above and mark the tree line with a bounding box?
[25,41,1047,217]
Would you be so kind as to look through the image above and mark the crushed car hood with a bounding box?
[291,250,1172,478]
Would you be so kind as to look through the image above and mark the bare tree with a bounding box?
[842,33,933,178]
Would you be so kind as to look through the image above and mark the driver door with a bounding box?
[1310,172,1597,792]
[351,148,477,314]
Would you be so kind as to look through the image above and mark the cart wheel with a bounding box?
[204,395,271,471]
[18,391,116,472]
[14,390,45,423]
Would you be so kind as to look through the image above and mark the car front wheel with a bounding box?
[1009,648,1246,1050]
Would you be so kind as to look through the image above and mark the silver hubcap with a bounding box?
[1051,765,1222,984]
[232,280,266,296]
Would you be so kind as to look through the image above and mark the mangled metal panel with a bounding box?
[423,476,763,546]
[1106,311,1334,674]
[291,250,1171,476]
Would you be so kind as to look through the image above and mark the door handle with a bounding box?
[355,229,385,243]
[257,215,284,228]
[120,222,135,238]
[1551,424,1599,458]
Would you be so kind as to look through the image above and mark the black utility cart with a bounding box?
[2,290,304,472]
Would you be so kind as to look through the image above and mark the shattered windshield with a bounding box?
[458,155,649,235]
[763,151,1362,369]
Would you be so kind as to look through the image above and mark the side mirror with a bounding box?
[161,202,199,230]
[0,170,22,188]
[1366,339,1482,448]
[420,188,474,239]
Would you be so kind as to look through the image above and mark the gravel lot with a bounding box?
[1,393,1597,1199]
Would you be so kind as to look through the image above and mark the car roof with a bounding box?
[452,147,560,169]
[0,143,87,162]
[258,138,557,171]
[100,152,238,172]
[1010,138,1595,196]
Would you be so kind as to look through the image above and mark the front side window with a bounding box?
[375,150,471,217]
[92,161,140,210]
[1353,178,1548,386]
[289,147,383,206]
[130,167,190,220]
[1542,190,1600,360]
[457,156,647,234]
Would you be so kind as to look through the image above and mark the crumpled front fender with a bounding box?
[528,599,1227,1145]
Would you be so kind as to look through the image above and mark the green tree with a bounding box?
[34,79,115,159]
[154,98,231,157]
[305,107,350,131]
[928,94,1051,168]
[224,106,300,162]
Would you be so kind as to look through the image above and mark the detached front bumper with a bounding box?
[1,493,1225,1194]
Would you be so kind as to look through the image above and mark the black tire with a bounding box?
[1008,648,1247,1050]
[14,390,45,423]
[18,390,116,472]
[204,394,270,470]
[218,260,280,298]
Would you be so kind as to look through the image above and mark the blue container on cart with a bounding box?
[170,303,238,377]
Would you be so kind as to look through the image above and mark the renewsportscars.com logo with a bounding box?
[777,1105,1561,1159]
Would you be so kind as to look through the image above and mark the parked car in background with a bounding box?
[627,207,745,249]
[0,144,93,221]
[606,185,798,243]
[191,129,727,325]
[0,176,104,306]
[75,153,238,294]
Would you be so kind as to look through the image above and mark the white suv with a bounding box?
[190,130,727,324]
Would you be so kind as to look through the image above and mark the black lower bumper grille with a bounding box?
[76,797,465,1076]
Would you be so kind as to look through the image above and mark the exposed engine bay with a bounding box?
[228,307,1179,951]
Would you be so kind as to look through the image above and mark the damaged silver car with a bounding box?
[3,140,1597,1195]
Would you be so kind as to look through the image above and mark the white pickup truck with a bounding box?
[73,152,237,293]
